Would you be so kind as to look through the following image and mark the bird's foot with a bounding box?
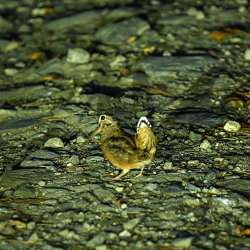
[134,167,144,178]
[112,169,130,180]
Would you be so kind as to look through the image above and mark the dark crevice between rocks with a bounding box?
[83,82,146,97]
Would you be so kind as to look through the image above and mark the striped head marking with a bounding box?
[136,116,152,132]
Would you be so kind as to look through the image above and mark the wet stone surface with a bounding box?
[0,1,250,249]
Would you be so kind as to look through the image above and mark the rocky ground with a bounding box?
[1,0,250,249]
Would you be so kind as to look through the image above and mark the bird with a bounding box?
[90,114,157,180]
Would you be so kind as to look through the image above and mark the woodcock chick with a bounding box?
[90,115,157,180]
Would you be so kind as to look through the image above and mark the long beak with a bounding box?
[88,124,102,142]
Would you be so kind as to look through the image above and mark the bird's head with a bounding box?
[90,114,119,140]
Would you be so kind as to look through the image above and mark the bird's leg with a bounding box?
[134,167,144,178]
[113,169,130,180]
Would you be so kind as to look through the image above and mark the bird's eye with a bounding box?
[100,115,106,121]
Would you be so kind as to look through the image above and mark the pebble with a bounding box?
[173,237,193,248]
[119,230,131,238]
[27,222,36,230]
[121,203,127,209]
[187,160,200,166]
[189,131,202,142]
[223,120,241,132]
[44,137,64,148]
[145,183,158,192]
[163,161,173,170]
[244,49,250,61]
[96,246,108,250]
[67,155,80,165]
[115,187,124,193]
[66,48,90,64]
[76,136,86,144]
[28,233,39,242]
[200,139,212,151]
[30,150,59,160]
[187,8,205,20]
[4,68,18,76]
[87,234,105,248]
[123,218,140,231]
[38,181,46,187]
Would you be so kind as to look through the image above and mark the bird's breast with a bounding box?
[100,136,151,170]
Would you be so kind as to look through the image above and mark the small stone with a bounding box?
[87,234,105,248]
[58,229,80,240]
[30,150,59,160]
[163,161,173,170]
[67,155,80,165]
[96,246,107,250]
[4,41,19,52]
[200,139,211,151]
[145,183,158,191]
[187,8,204,20]
[27,222,36,230]
[44,137,64,148]
[76,136,86,144]
[66,48,90,64]
[187,160,199,166]
[244,49,250,61]
[85,156,104,162]
[189,131,202,142]
[115,187,124,193]
[110,55,126,69]
[4,68,18,76]
[123,218,140,231]
[173,237,193,248]
[223,120,241,132]
[28,233,39,242]
[121,203,127,209]
[119,230,131,238]
[38,181,46,187]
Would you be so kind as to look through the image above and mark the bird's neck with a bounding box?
[100,126,122,142]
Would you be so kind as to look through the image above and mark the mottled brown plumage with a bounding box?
[90,115,157,180]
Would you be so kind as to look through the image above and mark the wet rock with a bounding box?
[85,156,104,163]
[29,150,59,160]
[66,48,90,64]
[136,56,215,95]
[93,188,116,203]
[223,120,241,132]
[13,184,39,198]
[0,117,42,131]
[20,159,55,168]
[96,17,149,45]
[0,86,60,104]
[171,109,226,127]
[44,137,64,148]
[138,56,215,78]
[45,10,106,32]
[216,178,250,196]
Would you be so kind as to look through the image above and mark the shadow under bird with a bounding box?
[90,115,157,180]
